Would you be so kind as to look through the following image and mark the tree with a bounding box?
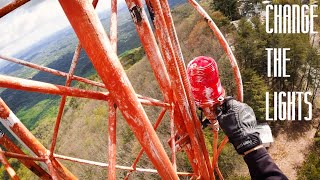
[211,0,240,20]
[242,68,271,121]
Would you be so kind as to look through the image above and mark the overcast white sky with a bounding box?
[0,0,126,65]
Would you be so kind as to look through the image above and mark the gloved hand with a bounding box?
[217,97,262,155]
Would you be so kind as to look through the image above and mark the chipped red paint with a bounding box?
[0,134,51,179]
[125,108,167,179]
[170,105,177,170]
[110,0,117,53]
[49,44,82,158]
[0,74,169,108]
[108,100,117,180]
[54,153,193,176]
[0,99,76,179]
[145,0,212,178]
[49,0,100,156]
[0,74,109,100]
[0,0,30,18]
[0,54,106,89]
[172,105,199,175]
[159,1,216,178]
[188,0,243,102]
[58,1,178,179]
[0,147,19,180]
[124,0,173,102]
[0,0,241,178]
[0,98,10,119]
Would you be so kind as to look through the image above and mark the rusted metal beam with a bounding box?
[145,0,212,178]
[0,54,106,89]
[58,1,178,179]
[124,0,173,102]
[124,0,199,176]
[54,153,193,176]
[217,136,228,158]
[0,98,76,179]
[170,105,176,171]
[0,131,51,179]
[0,74,109,100]
[108,100,117,180]
[138,98,170,108]
[0,0,30,18]
[188,0,243,102]
[49,44,82,157]
[172,105,199,175]
[45,159,58,180]
[110,0,117,53]
[49,0,100,154]
[0,74,169,108]
[0,147,19,180]
[212,129,224,180]
[157,1,215,177]
[125,108,167,179]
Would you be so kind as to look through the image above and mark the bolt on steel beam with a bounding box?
[0,0,30,18]
[58,0,178,179]
[0,131,51,179]
[0,98,76,179]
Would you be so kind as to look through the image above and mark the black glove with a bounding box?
[201,118,211,129]
[217,97,262,155]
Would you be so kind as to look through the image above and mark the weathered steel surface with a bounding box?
[125,0,201,177]
[54,153,193,176]
[188,0,243,102]
[0,132,51,179]
[50,44,82,158]
[0,0,30,18]
[124,108,167,179]
[0,54,105,88]
[0,147,19,180]
[145,0,212,178]
[108,101,117,180]
[58,0,178,179]
[124,0,173,102]
[0,99,76,179]
[0,74,109,100]
[110,0,117,52]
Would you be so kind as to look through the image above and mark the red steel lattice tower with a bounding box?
[0,0,243,179]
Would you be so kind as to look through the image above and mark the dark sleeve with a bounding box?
[244,147,288,180]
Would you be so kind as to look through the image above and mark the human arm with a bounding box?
[217,98,288,180]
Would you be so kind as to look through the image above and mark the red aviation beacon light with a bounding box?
[187,56,225,109]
